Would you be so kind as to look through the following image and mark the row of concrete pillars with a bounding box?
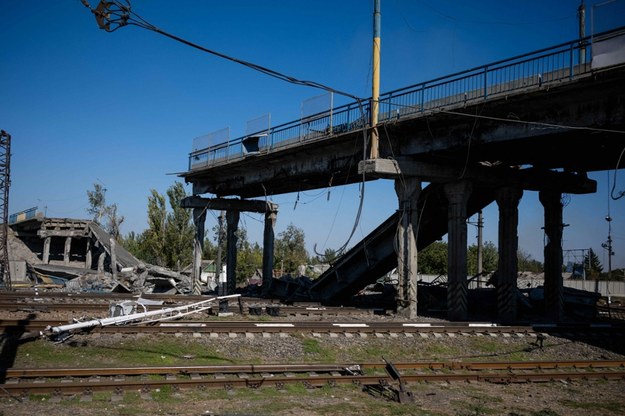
[395,178,565,322]
[186,197,278,298]
[188,179,566,323]
[41,235,114,276]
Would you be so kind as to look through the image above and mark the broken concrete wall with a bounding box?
[7,217,192,294]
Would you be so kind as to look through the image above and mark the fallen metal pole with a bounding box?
[46,294,241,335]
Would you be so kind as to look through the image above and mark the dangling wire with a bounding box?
[327,174,334,201]
[611,145,625,200]
[80,0,363,102]
[81,0,373,262]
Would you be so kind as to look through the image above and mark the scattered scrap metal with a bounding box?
[363,357,415,404]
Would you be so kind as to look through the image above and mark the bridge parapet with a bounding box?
[186,27,625,174]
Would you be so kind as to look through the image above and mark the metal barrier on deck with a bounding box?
[188,26,625,171]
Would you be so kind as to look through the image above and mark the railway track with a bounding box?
[4,319,625,339]
[0,293,383,318]
[2,360,624,399]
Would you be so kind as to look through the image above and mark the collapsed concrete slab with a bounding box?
[7,216,191,293]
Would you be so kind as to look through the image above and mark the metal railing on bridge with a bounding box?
[188,26,625,171]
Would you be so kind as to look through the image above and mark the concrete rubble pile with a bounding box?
[5,217,192,294]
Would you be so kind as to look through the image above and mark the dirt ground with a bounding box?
[1,377,624,416]
[1,306,625,416]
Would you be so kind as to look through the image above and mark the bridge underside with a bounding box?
[181,62,624,321]
[184,64,625,198]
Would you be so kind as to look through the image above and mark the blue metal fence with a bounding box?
[9,207,38,224]
[188,27,624,171]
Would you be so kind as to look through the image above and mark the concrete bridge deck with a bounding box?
[182,28,625,198]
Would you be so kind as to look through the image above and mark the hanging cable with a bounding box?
[611,146,625,200]
[80,0,363,102]
[81,0,373,262]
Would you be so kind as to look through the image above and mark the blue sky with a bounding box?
[1,0,624,269]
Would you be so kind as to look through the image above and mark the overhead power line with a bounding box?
[79,0,362,102]
[79,0,370,255]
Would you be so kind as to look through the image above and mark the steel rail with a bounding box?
[5,360,624,379]
[2,361,624,397]
[3,319,625,337]
[0,301,377,317]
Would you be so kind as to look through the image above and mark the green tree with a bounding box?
[105,203,124,241]
[275,223,308,275]
[202,237,217,261]
[86,183,125,240]
[467,241,498,276]
[236,237,263,284]
[584,248,603,279]
[87,183,107,225]
[164,182,194,271]
[418,241,448,275]
[122,231,148,261]
[518,249,543,272]
[317,248,338,264]
[210,213,227,268]
[140,189,167,266]
[124,182,194,270]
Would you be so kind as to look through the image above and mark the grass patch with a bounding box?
[150,385,183,403]
[453,398,499,415]
[301,338,336,362]
[14,337,234,368]
[422,343,458,358]
[559,399,623,413]
[530,410,561,416]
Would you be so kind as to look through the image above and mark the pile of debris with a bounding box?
[5,216,192,294]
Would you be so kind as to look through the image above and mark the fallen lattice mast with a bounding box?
[46,294,241,336]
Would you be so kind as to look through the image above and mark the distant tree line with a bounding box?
[415,241,543,276]
[91,182,625,283]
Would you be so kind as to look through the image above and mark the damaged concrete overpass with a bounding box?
[180,28,625,321]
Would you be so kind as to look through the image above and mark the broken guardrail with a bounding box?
[45,294,241,340]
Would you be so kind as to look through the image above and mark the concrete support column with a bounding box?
[42,237,51,264]
[97,250,105,274]
[109,238,117,279]
[262,210,277,297]
[225,210,240,295]
[496,187,523,323]
[85,238,92,269]
[63,237,72,266]
[539,190,564,321]
[394,177,421,318]
[192,207,207,295]
[444,180,472,321]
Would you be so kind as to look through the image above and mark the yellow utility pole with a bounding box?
[370,0,381,159]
